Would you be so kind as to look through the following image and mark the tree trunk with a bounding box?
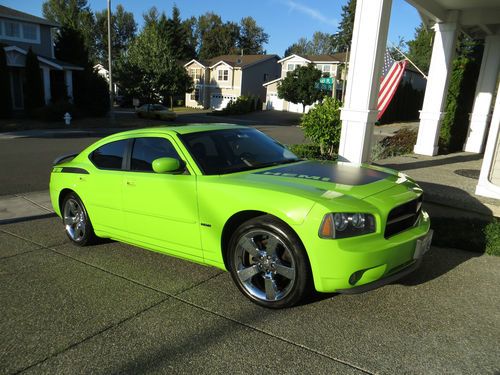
[170,96,174,110]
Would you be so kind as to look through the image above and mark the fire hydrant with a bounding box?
[63,112,72,126]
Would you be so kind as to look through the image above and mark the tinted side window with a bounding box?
[90,140,128,169]
[131,137,180,172]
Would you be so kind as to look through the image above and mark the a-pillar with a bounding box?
[65,70,74,102]
[42,66,51,105]
[414,17,459,156]
[463,35,500,153]
[476,79,500,199]
[338,0,392,164]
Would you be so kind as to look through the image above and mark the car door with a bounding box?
[121,135,202,259]
[84,138,129,235]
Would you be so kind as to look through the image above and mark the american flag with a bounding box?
[377,50,407,120]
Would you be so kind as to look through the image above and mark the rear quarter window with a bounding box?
[90,140,128,169]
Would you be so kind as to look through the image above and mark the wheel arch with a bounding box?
[58,188,76,213]
[220,210,309,272]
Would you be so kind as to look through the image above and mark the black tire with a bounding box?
[228,215,311,308]
[61,192,97,246]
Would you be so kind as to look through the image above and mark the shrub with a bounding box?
[0,43,12,118]
[216,95,259,115]
[287,144,323,160]
[24,48,45,112]
[484,219,500,256]
[33,100,77,122]
[374,128,417,160]
[300,97,342,157]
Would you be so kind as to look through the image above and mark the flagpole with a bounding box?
[388,42,428,80]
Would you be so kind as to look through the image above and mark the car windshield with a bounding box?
[152,104,167,111]
[179,128,300,175]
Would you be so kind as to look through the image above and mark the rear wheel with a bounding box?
[62,192,97,246]
[228,215,310,308]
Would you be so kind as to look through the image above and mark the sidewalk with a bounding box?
[0,191,54,224]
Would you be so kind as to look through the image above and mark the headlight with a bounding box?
[319,213,376,239]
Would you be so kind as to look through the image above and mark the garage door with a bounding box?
[210,95,235,110]
[266,93,283,111]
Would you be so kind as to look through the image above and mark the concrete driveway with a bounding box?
[1,217,499,374]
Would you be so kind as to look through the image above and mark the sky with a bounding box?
[4,0,420,56]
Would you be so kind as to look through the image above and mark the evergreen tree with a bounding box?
[54,26,109,115]
[284,32,336,56]
[406,23,434,74]
[115,19,193,105]
[24,49,45,111]
[277,64,325,112]
[95,4,137,65]
[42,0,97,61]
[197,13,240,59]
[0,44,12,118]
[332,0,356,52]
[238,17,269,54]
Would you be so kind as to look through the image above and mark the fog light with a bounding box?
[349,270,365,285]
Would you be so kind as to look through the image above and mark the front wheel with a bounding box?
[62,192,97,246]
[228,215,311,308]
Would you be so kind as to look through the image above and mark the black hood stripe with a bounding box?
[253,161,390,186]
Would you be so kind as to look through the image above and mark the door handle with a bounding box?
[126,180,136,187]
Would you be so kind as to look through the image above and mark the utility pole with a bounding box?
[107,0,114,119]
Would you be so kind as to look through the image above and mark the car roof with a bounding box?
[113,123,247,137]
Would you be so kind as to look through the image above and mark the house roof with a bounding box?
[0,5,59,27]
[4,46,83,70]
[208,54,279,69]
[279,52,350,64]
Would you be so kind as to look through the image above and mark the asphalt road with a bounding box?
[0,116,305,196]
[1,217,499,374]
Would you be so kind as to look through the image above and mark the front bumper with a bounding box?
[298,207,432,293]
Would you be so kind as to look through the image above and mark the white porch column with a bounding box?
[65,70,74,102]
[42,67,51,105]
[338,0,392,164]
[476,79,500,199]
[463,35,500,153]
[414,19,458,156]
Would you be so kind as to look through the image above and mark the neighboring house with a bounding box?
[0,5,83,110]
[94,63,118,95]
[184,54,280,110]
[263,53,348,113]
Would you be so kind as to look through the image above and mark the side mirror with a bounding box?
[152,157,181,173]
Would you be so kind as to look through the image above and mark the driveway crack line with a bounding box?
[14,297,170,375]
[2,230,374,375]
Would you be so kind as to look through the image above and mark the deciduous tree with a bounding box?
[277,64,324,112]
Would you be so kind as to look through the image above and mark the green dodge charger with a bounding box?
[50,124,432,308]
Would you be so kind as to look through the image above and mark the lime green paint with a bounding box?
[152,157,180,173]
[50,124,431,293]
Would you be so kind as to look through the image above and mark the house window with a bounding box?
[189,68,202,80]
[0,20,40,42]
[263,73,269,82]
[287,63,296,71]
[22,23,37,41]
[4,21,20,38]
[218,69,228,81]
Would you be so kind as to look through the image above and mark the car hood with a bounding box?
[221,160,407,201]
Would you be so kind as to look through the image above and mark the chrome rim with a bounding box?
[233,230,296,302]
[63,198,86,242]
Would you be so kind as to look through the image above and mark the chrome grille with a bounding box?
[384,195,423,238]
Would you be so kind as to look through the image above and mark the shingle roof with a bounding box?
[303,52,349,62]
[0,5,59,27]
[209,54,279,68]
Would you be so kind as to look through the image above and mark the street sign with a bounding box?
[315,77,336,91]
[319,77,334,84]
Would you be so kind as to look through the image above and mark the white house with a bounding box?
[339,0,500,201]
[263,53,348,113]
